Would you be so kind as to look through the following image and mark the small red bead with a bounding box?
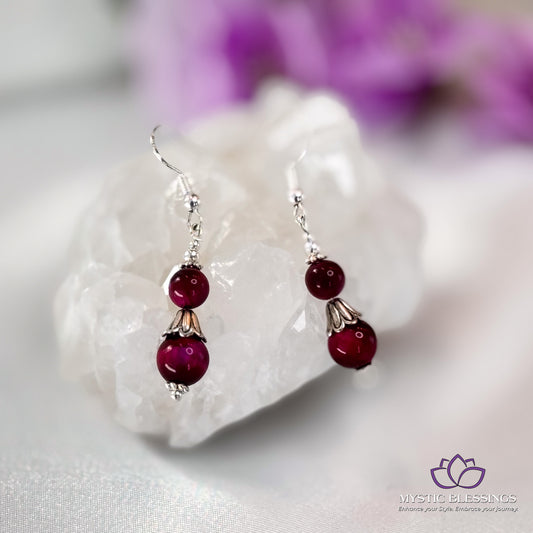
[305,259,345,300]
[328,320,377,369]
[157,336,209,385]
[168,267,209,308]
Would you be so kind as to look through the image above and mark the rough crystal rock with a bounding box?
[54,84,423,447]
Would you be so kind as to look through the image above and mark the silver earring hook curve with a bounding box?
[150,125,204,267]
[286,146,308,196]
[285,143,324,263]
[150,125,195,198]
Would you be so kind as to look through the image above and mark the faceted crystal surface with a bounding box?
[54,84,423,447]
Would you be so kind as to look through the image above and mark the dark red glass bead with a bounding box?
[157,336,209,385]
[305,259,345,300]
[327,320,377,369]
[168,267,209,309]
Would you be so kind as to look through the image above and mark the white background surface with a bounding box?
[1,1,532,531]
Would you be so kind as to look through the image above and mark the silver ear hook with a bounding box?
[286,146,324,263]
[150,125,203,267]
[286,147,307,199]
[150,125,196,200]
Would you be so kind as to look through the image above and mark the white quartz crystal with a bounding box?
[54,84,423,447]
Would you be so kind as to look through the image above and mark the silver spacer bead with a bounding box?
[183,249,199,263]
[184,193,200,211]
[289,189,304,205]
[166,382,189,401]
[306,252,326,265]
[304,238,320,256]
[179,262,203,270]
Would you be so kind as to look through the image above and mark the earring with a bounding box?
[287,151,377,370]
[150,126,211,400]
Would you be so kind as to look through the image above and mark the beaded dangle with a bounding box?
[151,126,210,400]
[287,153,377,370]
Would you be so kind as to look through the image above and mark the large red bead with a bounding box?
[305,259,345,300]
[328,320,377,369]
[168,267,210,308]
[157,336,209,385]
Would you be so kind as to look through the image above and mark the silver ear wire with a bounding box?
[286,147,324,263]
[286,147,307,200]
[150,125,196,199]
[150,125,204,268]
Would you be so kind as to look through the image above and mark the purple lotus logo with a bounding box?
[431,454,486,489]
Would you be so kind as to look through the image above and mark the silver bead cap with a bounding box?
[163,308,206,342]
[326,297,362,336]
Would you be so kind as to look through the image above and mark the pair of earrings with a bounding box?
[150,126,377,401]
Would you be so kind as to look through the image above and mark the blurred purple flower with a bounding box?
[313,0,462,125]
[131,0,462,125]
[131,0,533,142]
[464,23,533,142]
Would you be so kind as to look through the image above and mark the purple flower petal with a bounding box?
[430,467,456,489]
[464,21,533,142]
[447,454,467,486]
[457,467,486,489]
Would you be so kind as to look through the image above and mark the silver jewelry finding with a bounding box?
[286,148,325,263]
[151,126,211,401]
[151,125,204,268]
[162,308,206,342]
[165,382,189,401]
[326,298,362,336]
